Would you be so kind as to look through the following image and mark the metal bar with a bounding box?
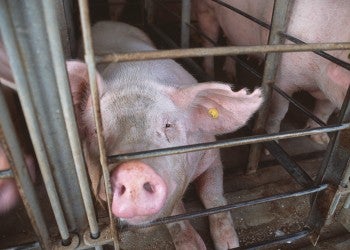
[280,31,350,71]
[78,0,119,249]
[181,0,191,48]
[147,24,211,82]
[41,0,100,239]
[271,85,327,127]
[263,141,314,187]
[0,168,13,179]
[212,0,350,72]
[242,229,311,249]
[247,0,293,174]
[212,0,270,29]
[108,123,349,165]
[307,87,350,245]
[95,42,350,63]
[0,0,71,244]
[0,89,50,248]
[120,184,328,230]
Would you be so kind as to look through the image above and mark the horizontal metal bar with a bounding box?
[108,123,349,165]
[120,184,328,230]
[0,168,13,179]
[242,229,310,249]
[263,141,314,187]
[4,241,40,250]
[212,0,270,29]
[280,31,350,71]
[271,85,327,127]
[95,43,350,63]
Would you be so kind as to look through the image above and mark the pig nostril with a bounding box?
[143,182,154,193]
[119,185,126,196]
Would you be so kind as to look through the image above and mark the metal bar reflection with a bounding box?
[0,168,13,179]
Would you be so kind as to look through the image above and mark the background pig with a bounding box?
[194,0,350,144]
[0,41,36,213]
[68,21,263,249]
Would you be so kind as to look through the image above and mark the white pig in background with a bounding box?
[68,21,263,249]
[0,42,36,213]
[194,0,350,144]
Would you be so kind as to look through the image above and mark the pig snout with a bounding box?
[111,161,167,221]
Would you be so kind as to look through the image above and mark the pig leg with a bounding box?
[167,201,206,250]
[222,56,236,82]
[195,153,239,249]
[305,98,336,145]
[195,1,220,78]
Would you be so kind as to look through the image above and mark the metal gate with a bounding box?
[0,0,349,249]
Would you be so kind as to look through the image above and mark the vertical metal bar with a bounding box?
[145,0,155,25]
[78,0,119,249]
[181,0,191,48]
[0,0,71,244]
[307,87,350,245]
[0,86,50,249]
[41,0,100,239]
[246,0,293,174]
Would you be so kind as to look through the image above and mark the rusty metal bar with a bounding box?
[95,42,350,63]
[0,0,71,244]
[307,87,350,245]
[120,184,328,230]
[108,123,350,166]
[181,0,191,48]
[41,0,100,239]
[0,85,50,248]
[78,0,119,249]
[247,0,293,174]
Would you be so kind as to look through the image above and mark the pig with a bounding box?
[68,21,263,249]
[194,0,350,145]
[0,41,36,213]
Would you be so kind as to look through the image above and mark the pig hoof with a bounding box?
[310,133,330,145]
[171,224,206,250]
[210,213,239,250]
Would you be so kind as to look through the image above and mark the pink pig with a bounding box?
[68,21,263,249]
[194,0,350,144]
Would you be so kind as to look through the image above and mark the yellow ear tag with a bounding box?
[208,108,219,119]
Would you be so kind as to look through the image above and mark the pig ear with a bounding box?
[66,60,105,134]
[169,83,263,134]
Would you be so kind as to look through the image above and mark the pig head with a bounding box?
[194,0,350,145]
[68,21,263,249]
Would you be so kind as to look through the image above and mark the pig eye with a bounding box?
[165,123,171,128]
[164,122,175,142]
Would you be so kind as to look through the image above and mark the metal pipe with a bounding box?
[120,184,328,230]
[263,141,314,187]
[95,42,350,63]
[41,0,100,239]
[0,168,13,179]
[212,0,350,71]
[78,0,119,249]
[108,123,350,165]
[0,0,70,243]
[279,31,350,71]
[181,0,191,48]
[247,0,293,174]
[0,84,50,248]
